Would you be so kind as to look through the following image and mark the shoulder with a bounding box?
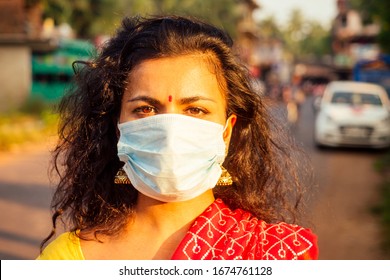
[36,231,85,260]
[256,222,319,260]
[204,199,319,259]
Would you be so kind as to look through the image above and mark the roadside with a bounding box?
[373,151,390,257]
[0,98,58,155]
[0,141,54,260]
[0,98,58,259]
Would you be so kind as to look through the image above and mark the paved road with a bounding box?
[0,97,388,259]
[0,141,54,259]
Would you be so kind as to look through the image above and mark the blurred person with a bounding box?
[37,15,318,260]
[282,85,298,126]
[334,0,362,38]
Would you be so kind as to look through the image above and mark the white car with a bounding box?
[314,81,390,149]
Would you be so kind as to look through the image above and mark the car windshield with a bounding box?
[331,91,383,106]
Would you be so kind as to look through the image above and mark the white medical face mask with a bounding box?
[117,114,227,202]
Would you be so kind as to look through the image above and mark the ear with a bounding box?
[223,114,237,150]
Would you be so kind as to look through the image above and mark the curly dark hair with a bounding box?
[42,15,313,250]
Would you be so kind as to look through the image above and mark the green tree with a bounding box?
[258,16,284,41]
[123,0,241,38]
[274,9,331,62]
[34,0,241,39]
[299,22,331,61]
[39,0,126,38]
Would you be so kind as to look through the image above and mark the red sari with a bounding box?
[171,199,318,260]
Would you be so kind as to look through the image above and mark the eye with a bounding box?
[185,107,209,116]
[133,105,157,116]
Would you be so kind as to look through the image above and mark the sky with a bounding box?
[254,0,338,28]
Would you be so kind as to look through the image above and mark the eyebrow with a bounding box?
[179,96,216,105]
[126,96,163,107]
[126,95,217,105]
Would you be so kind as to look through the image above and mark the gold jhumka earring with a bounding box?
[216,165,233,187]
[115,166,233,186]
[114,168,131,184]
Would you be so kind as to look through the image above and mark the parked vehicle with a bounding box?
[353,54,390,99]
[314,80,390,149]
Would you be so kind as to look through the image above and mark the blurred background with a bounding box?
[0,0,389,260]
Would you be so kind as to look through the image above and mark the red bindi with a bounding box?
[168,95,173,102]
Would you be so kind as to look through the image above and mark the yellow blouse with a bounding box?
[36,232,85,260]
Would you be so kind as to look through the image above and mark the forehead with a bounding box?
[129,53,222,76]
[125,54,227,97]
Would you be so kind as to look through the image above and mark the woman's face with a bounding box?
[120,54,236,142]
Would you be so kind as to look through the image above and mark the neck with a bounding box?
[133,190,215,233]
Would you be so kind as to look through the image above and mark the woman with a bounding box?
[38,15,318,260]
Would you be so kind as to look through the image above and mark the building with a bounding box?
[331,0,380,79]
[0,0,56,113]
[0,0,31,113]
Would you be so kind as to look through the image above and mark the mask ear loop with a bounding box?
[222,114,237,153]
[222,114,234,132]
